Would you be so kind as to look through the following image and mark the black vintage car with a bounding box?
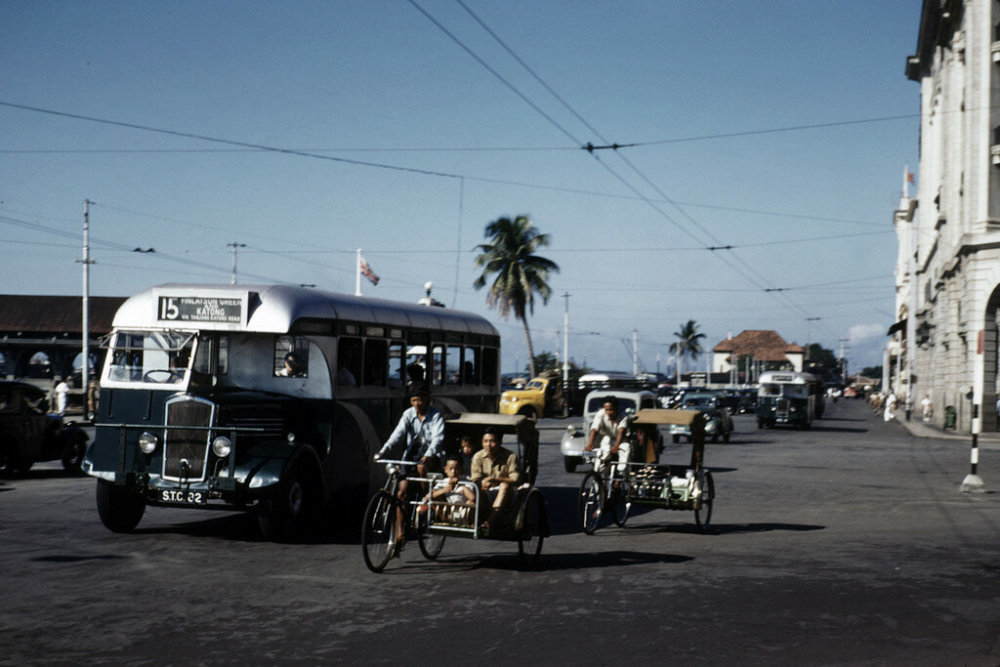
[0,381,89,475]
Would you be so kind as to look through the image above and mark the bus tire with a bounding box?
[519,406,537,420]
[258,460,322,543]
[96,480,146,533]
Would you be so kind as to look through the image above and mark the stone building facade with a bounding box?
[891,0,1000,432]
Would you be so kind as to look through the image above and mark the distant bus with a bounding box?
[83,283,500,541]
[755,370,824,429]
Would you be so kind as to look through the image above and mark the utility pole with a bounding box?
[838,338,849,386]
[227,242,246,285]
[632,329,639,376]
[806,317,821,363]
[563,292,570,418]
[78,200,95,416]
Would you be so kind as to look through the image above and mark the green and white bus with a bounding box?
[83,283,500,541]
[755,370,824,429]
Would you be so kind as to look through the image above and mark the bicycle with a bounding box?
[578,408,717,534]
[578,448,633,535]
[361,458,445,573]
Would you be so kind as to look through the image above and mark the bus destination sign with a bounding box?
[158,296,243,323]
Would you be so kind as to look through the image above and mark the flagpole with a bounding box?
[355,248,362,297]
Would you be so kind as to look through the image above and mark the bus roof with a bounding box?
[112,283,499,337]
[758,370,819,385]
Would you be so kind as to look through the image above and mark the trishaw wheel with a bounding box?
[417,511,446,560]
[578,472,605,535]
[362,490,397,572]
[518,489,545,566]
[694,471,715,533]
[611,477,631,527]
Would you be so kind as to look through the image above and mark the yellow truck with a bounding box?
[499,371,566,419]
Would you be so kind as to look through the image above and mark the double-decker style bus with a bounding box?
[82,283,500,541]
[755,370,824,429]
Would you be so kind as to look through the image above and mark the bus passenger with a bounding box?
[470,427,520,534]
[373,383,444,551]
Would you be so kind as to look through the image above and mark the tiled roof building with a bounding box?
[712,330,804,380]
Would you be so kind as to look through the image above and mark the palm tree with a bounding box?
[473,216,559,379]
[669,320,706,385]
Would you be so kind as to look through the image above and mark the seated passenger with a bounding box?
[469,427,520,534]
[458,435,476,480]
[422,457,476,525]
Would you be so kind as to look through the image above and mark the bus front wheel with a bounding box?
[258,461,321,542]
[96,480,146,533]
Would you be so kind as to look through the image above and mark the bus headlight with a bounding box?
[138,432,158,454]
[212,436,233,458]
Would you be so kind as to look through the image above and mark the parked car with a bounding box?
[0,380,89,475]
[560,388,661,472]
[737,388,757,414]
[669,393,734,443]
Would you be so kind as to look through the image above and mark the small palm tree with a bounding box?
[473,216,559,379]
[669,320,706,384]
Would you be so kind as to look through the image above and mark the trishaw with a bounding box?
[362,413,549,572]
[578,408,715,534]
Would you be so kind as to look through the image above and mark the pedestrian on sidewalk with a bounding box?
[921,394,933,422]
[884,393,897,422]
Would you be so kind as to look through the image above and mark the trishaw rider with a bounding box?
[373,383,444,552]
[469,427,520,534]
[584,396,632,477]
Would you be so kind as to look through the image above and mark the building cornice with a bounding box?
[906,0,963,81]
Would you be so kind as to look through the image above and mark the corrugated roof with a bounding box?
[0,295,125,334]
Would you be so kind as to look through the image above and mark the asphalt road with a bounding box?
[2,399,999,665]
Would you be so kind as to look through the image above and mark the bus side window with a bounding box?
[431,344,445,386]
[462,346,479,385]
[363,339,387,386]
[337,337,362,386]
[388,342,405,387]
[275,336,309,378]
[482,347,499,386]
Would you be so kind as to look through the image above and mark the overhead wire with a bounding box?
[0,15,896,342]
[430,0,820,321]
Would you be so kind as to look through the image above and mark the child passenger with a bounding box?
[458,435,476,480]
[423,457,476,525]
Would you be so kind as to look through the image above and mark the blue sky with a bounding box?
[1,1,920,374]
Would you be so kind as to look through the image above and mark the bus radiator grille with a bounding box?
[163,398,214,482]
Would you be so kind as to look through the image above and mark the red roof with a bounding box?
[713,330,804,362]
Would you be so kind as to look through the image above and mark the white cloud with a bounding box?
[848,323,886,344]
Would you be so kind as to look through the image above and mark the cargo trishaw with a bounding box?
[362,413,549,572]
[578,408,715,534]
